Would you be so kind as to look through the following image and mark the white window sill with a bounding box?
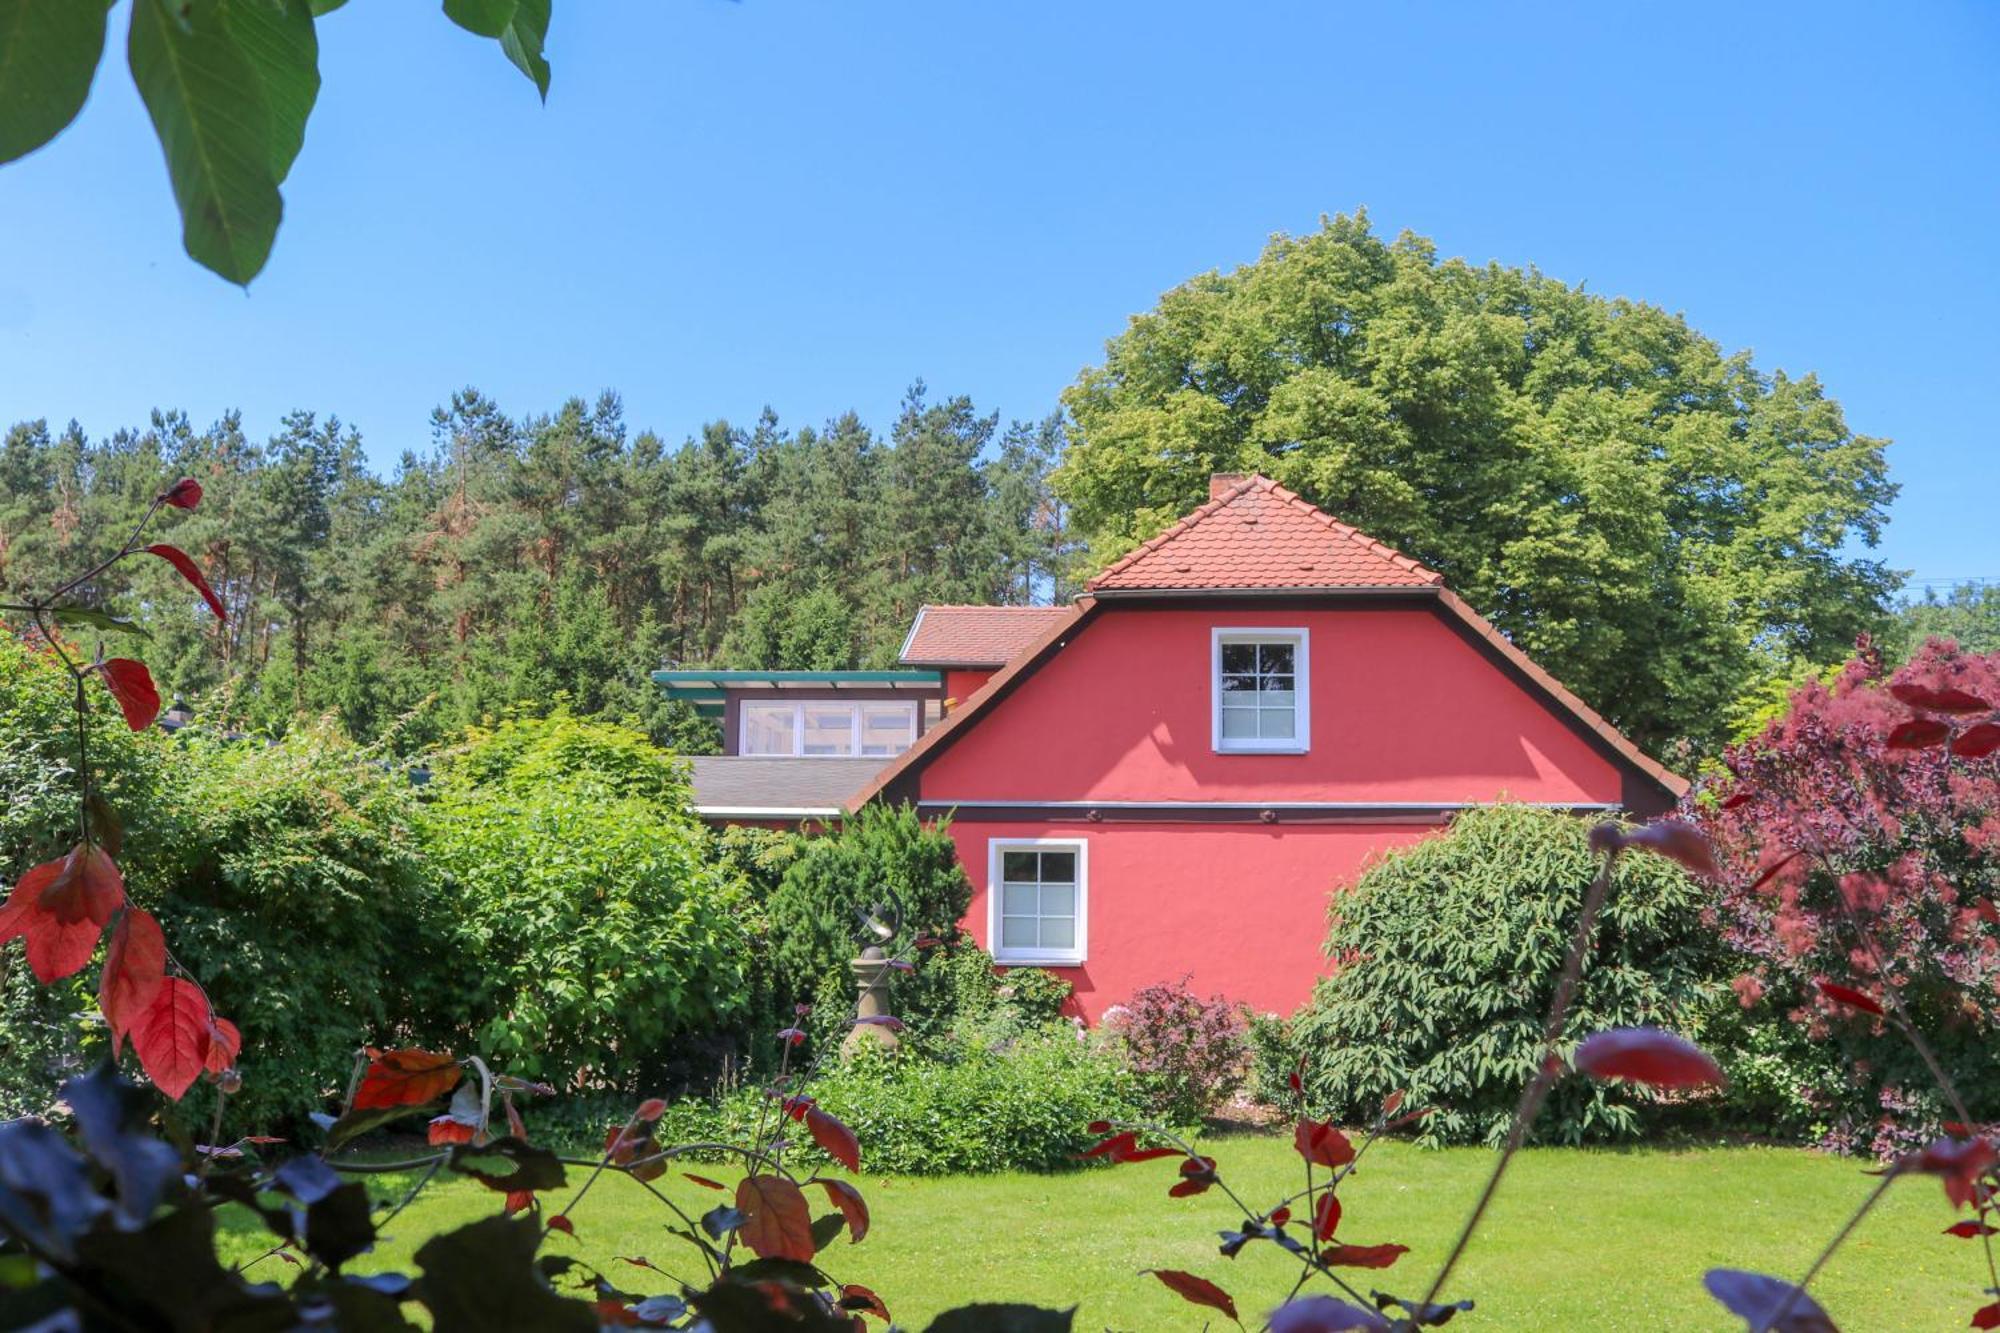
[1214,743,1310,755]
[994,955,1085,968]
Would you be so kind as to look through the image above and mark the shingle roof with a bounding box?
[1087,475,1441,592]
[686,757,888,817]
[899,605,1076,667]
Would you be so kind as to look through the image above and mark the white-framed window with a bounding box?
[739,700,919,757]
[1212,628,1309,753]
[988,839,1086,965]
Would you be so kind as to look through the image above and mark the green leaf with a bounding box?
[0,0,112,164]
[310,0,349,12]
[442,0,549,99]
[48,606,151,640]
[126,0,320,284]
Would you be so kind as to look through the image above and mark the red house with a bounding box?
[675,475,1684,1020]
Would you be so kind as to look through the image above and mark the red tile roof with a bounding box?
[899,604,1075,667]
[1087,475,1441,592]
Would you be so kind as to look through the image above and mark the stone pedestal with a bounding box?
[841,945,901,1058]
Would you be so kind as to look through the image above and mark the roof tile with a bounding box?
[1087,475,1442,592]
[900,605,1074,667]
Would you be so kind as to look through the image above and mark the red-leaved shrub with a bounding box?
[1102,977,1249,1124]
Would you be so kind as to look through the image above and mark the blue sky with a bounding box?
[1,1,1995,587]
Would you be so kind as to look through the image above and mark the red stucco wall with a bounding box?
[952,820,1438,1021]
[920,605,1625,806]
[943,668,994,707]
[919,604,1629,1017]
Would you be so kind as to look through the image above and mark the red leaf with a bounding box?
[97,659,161,731]
[1906,1137,1999,1210]
[1748,849,1804,893]
[1953,723,2000,759]
[0,845,124,982]
[776,1027,807,1046]
[840,1284,890,1321]
[547,1213,574,1236]
[1977,901,2000,926]
[1617,819,1721,880]
[735,1173,815,1262]
[1892,682,1993,715]
[1144,1270,1238,1322]
[1085,1119,1112,1134]
[1975,1301,2000,1329]
[1381,1089,1405,1117]
[100,908,166,1056]
[143,544,227,621]
[806,1107,860,1173]
[1573,1028,1723,1089]
[816,1178,870,1243]
[1816,980,1884,1016]
[635,1097,667,1123]
[1313,1191,1342,1242]
[1944,1221,1999,1238]
[504,1190,534,1215]
[1269,1206,1292,1227]
[131,977,212,1101]
[1167,1155,1217,1198]
[1719,790,1755,810]
[161,478,203,509]
[204,1015,241,1073]
[428,1116,478,1146]
[780,1094,816,1123]
[1320,1243,1408,1269]
[353,1050,461,1110]
[1294,1118,1356,1168]
[1888,718,1951,750]
[685,1174,726,1191]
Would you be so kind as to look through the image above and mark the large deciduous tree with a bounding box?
[1056,211,1898,753]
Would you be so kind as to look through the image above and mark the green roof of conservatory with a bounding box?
[652,669,942,717]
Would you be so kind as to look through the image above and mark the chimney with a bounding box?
[1209,473,1248,502]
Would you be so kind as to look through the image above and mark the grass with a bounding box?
[217,1131,1985,1329]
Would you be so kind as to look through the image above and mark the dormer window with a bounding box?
[1212,629,1309,753]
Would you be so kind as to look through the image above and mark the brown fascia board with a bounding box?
[846,597,1099,812]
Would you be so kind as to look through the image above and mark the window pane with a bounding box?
[1221,672,1258,697]
[1258,705,1297,740]
[1221,643,1257,673]
[1002,883,1038,916]
[801,704,855,756]
[1257,642,1295,673]
[1221,706,1259,739]
[1039,883,1075,917]
[1002,851,1039,883]
[1259,686,1295,708]
[1039,916,1076,949]
[1001,917,1038,948]
[859,702,917,756]
[742,703,796,756]
[1039,851,1076,883]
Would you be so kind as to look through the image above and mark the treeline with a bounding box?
[0,384,1073,752]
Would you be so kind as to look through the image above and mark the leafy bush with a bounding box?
[1102,977,1248,1124]
[1699,639,2000,1152]
[424,715,753,1091]
[1242,1008,1296,1109]
[761,804,972,1036]
[804,1031,1145,1174]
[1293,804,1729,1145]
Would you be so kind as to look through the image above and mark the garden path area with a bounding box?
[220,1132,1977,1328]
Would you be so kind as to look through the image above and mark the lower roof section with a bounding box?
[686,755,890,820]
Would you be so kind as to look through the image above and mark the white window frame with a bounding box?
[738,699,919,758]
[987,838,1088,966]
[1212,627,1310,754]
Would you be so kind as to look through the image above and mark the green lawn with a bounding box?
[220,1132,1984,1329]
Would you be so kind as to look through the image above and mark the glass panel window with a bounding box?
[991,842,1084,963]
[1214,631,1309,752]
[858,702,918,756]
[801,704,856,756]
[741,702,798,756]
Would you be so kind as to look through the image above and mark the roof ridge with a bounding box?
[1261,479,1442,583]
[1085,475,1265,590]
[918,603,1071,612]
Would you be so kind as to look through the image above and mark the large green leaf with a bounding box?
[443,0,550,99]
[126,0,320,285]
[0,0,113,164]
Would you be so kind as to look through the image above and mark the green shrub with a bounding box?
[424,716,753,1092]
[1292,804,1730,1146]
[803,1030,1145,1174]
[1244,1009,1297,1109]
[761,805,972,1037]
